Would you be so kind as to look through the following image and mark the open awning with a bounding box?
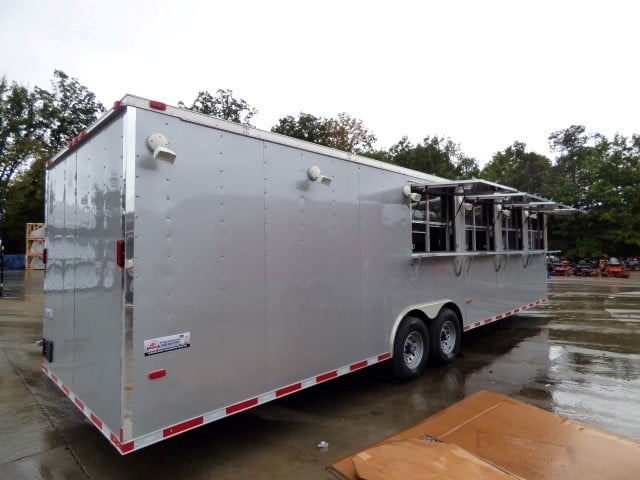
[408,180,580,215]
[410,179,518,197]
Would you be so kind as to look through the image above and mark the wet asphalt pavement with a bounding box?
[1,270,639,479]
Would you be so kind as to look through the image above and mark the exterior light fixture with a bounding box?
[147,133,177,164]
[308,166,332,186]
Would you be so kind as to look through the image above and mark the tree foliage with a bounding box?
[271,112,376,154]
[1,70,639,262]
[179,89,258,125]
[389,135,479,180]
[324,113,376,153]
[0,79,46,213]
[482,129,640,258]
[271,112,329,144]
[550,129,640,257]
[36,70,105,152]
[481,141,553,197]
[0,71,103,252]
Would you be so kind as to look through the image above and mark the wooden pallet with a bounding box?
[26,222,45,270]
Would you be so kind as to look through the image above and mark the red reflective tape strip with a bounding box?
[119,441,135,454]
[163,416,204,438]
[316,370,338,383]
[514,308,520,313]
[148,369,166,380]
[42,365,48,373]
[529,303,534,307]
[74,397,84,410]
[496,315,503,320]
[349,360,368,372]
[535,301,541,305]
[109,433,134,453]
[62,384,70,396]
[90,413,103,429]
[377,352,391,361]
[484,318,492,324]
[541,298,547,303]
[474,322,481,327]
[120,427,124,443]
[149,100,167,111]
[51,373,59,383]
[276,383,302,398]
[113,100,122,110]
[226,398,258,415]
[506,311,512,317]
[463,325,471,331]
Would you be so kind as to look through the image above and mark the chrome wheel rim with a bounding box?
[403,331,424,368]
[440,320,457,355]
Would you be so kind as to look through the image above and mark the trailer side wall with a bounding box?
[44,118,125,432]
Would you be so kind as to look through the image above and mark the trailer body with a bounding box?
[42,96,567,453]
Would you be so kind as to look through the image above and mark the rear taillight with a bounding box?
[116,240,125,268]
[42,248,48,265]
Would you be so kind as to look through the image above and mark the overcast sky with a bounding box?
[1,0,638,165]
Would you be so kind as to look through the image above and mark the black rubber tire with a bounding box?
[429,308,461,365]
[390,316,430,380]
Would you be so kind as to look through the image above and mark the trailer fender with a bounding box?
[389,300,454,353]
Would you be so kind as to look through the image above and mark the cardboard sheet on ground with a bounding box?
[329,390,640,480]
[351,439,519,480]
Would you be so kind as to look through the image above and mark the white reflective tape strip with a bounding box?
[133,431,162,450]
[259,391,276,404]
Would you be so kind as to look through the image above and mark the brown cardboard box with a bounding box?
[329,390,640,480]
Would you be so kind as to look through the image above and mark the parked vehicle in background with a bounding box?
[602,257,630,278]
[574,260,598,276]
[548,262,572,276]
[627,258,639,271]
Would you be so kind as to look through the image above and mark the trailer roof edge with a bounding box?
[47,94,448,183]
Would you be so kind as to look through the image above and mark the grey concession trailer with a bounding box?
[42,95,573,454]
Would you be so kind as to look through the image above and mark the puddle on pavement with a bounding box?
[464,276,640,440]
[1,270,44,300]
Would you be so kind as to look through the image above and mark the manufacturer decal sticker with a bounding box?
[144,332,191,356]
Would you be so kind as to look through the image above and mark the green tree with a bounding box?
[324,113,376,153]
[271,112,329,144]
[456,155,481,180]
[0,71,103,253]
[542,126,640,258]
[581,134,640,256]
[0,78,47,219]
[36,70,105,152]
[271,112,377,154]
[481,141,553,196]
[547,125,601,208]
[389,135,479,180]
[179,89,258,125]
